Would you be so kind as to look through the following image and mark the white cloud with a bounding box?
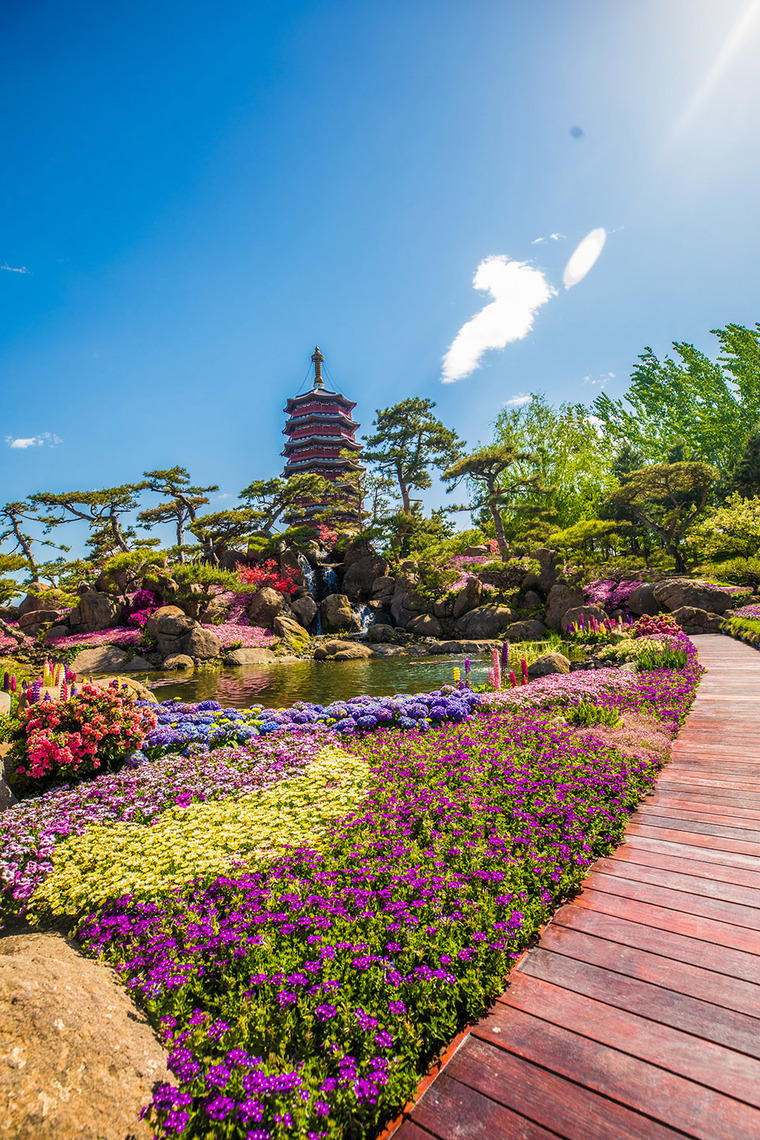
[531,233,565,245]
[1,263,30,274]
[587,415,606,436]
[6,432,62,449]
[563,228,607,289]
[502,393,533,407]
[582,371,615,387]
[441,256,557,383]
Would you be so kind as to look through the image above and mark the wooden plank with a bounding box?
[521,947,760,1057]
[609,843,760,889]
[591,855,760,908]
[551,904,760,984]
[537,924,760,1016]
[640,802,760,826]
[441,1040,685,1140]
[497,972,760,1103]
[411,1071,562,1140]
[586,870,760,931]
[632,813,760,843]
[469,1006,760,1140]
[392,1123,438,1140]
[624,833,760,871]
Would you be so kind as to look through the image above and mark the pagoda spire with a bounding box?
[311,345,324,388]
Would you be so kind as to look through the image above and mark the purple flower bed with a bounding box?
[583,578,643,611]
[206,623,275,649]
[76,649,701,1140]
[733,604,760,621]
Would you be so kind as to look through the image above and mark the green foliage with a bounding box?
[690,494,760,562]
[138,467,218,560]
[697,557,760,589]
[364,398,463,513]
[30,483,149,558]
[729,425,760,498]
[564,701,620,727]
[593,323,760,475]
[444,444,545,558]
[722,615,760,646]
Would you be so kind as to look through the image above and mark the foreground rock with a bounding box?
[505,619,548,642]
[653,579,732,615]
[0,933,170,1140]
[68,646,152,674]
[321,593,359,633]
[528,652,571,678]
[669,606,724,633]
[454,603,513,639]
[226,647,276,665]
[313,639,374,661]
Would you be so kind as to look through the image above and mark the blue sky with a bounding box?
[3,0,760,536]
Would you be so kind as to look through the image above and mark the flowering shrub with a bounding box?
[46,626,144,650]
[584,578,643,612]
[631,613,680,638]
[732,603,760,621]
[6,682,157,796]
[125,589,161,628]
[237,560,299,597]
[317,524,339,547]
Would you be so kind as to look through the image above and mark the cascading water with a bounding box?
[356,604,375,635]
[297,552,322,634]
[320,565,340,595]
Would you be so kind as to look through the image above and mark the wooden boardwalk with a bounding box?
[394,634,760,1140]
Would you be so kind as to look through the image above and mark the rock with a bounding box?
[68,645,129,674]
[370,576,396,600]
[452,577,482,619]
[522,589,543,612]
[653,579,732,615]
[433,597,454,619]
[70,591,123,632]
[368,644,408,656]
[668,606,724,633]
[247,587,287,629]
[91,676,157,702]
[273,614,311,653]
[544,584,585,631]
[180,626,222,660]
[0,932,170,1140]
[145,605,194,641]
[198,596,229,625]
[321,593,359,633]
[407,613,444,638]
[342,555,389,602]
[505,619,548,642]
[389,572,428,629]
[176,582,204,619]
[43,625,70,641]
[626,582,661,616]
[534,548,559,594]
[119,655,153,673]
[162,653,195,670]
[291,595,318,628]
[226,647,276,665]
[428,639,502,655]
[528,652,571,678]
[454,604,514,639]
[463,544,491,557]
[366,623,397,643]
[18,609,62,633]
[313,639,374,661]
[560,604,609,635]
[17,584,52,617]
[342,539,376,568]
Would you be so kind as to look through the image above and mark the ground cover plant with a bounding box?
[722,609,760,648]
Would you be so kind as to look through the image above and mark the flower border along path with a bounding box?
[394,633,760,1140]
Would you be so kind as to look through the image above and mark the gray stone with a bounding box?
[370,576,396,600]
[199,596,229,625]
[653,579,733,615]
[180,626,222,660]
[462,544,491,557]
[626,582,661,616]
[560,604,609,635]
[429,639,502,655]
[273,613,311,651]
[226,647,276,665]
[534,548,559,594]
[389,571,428,628]
[452,577,482,619]
[145,605,194,640]
[522,590,543,611]
[247,587,287,629]
[505,619,548,642]
[544,584,585,631]
[433,597,454,619]
[313,639,374,660]
[528,652,571,678]
[454,603,514,639]
[162,653,195,670]
[68,645,129,674]
[342,555,389,602]
[407,613,444,638]
[291,595,318,627]
[668,606,724,633]
[321,593,359,633]
[0,932,169,1140]
[70,591,123,633]
[18,609,61,632]
[119,655,153,673]
[366,623,397,643]
[43,625,70,641]
[368,644,408,656]
[176,582,204,619]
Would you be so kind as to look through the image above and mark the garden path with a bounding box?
[391,633,760,1140]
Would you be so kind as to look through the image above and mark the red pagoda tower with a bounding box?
[282,347,364,527]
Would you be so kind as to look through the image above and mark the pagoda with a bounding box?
[282,347,364,527]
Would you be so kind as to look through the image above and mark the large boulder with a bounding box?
[180,626,221,660]
[342,555,389,602]
[162,653,195,670]
[544,585,585,631]
[462,544,491,557]
[452,577,482,620]
[0,932,170,1140]
[247,587,287,629]
[528,652,571,678]
[560,604,608,635]
[70,591,123,633]
[226,647,276,665]
[321,593,359,633]
[291,595,318,628]
[144,605,193,641]
[521,548,558,596]
[653,579,733,615]
[505,619,548,642]
[407,613,444,638]
[429,639,502,655]
[313,639,374,661]
[454,604,514,639]
[273,613,311,653]
[370,576,396,601]
[668,606,724,633]
[366,623,398,643]
[626,582,661,616]
[433,596,454,619]
[389,573,428,629]
[68,646,152,674]
[18,584,67,617]
[17,609,62,633]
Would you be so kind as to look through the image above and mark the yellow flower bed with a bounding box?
[30,746,368,921]
[598,637,665,663]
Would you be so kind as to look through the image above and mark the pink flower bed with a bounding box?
[201,623,274,648]
[46,627,144,649]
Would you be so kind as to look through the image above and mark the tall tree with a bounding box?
[493,394,614,529]
[138,466,218,561]
[729,426,760,498]
[363,398,463,512]
[608,461,719,573]
[443,444,544,558]
[239,473,329,536]
[0,553,31,646]
[594,323,760,475]
[31,483,148,558]
[0,501,64,575]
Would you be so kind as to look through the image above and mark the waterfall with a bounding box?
[320,564,340,595]
[297,553,317,596]
[356,604,375,635]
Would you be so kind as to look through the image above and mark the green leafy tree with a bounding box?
[0,501,66,576]
[443,444,545,558]
[0,553,30,646]
[239,473,329,536]
[608,461,719,573]
[31,483,148,558]
[138,467,218,562]
[363,398,463,513]
[190,507,260,564]
[493,394,614,528]
[729,426,760,498]
[594,323,760,475]
[690,494,760,562]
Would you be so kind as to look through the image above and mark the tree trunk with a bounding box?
[176,517,185,563]
[110,509,130,553]
[490,503,509,559]
[396,464,411,513]
[11,519,38,574]
[0,615,31,648]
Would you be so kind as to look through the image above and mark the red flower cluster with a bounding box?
[9,683,157,794]
[236,560,299,596]
[633,613,680,638]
